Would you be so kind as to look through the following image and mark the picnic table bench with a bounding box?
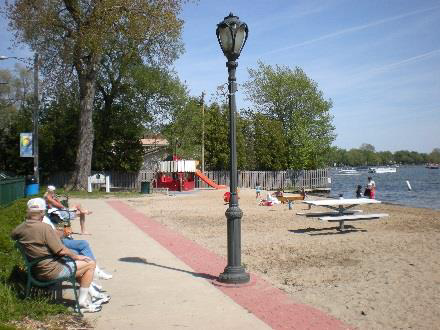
[296,209,363,217]
[299,198,388,231]
[319,213,389,231]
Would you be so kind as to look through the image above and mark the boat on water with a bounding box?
[368,167,397,173]
[426,163,439,169]
[337,169,360,175]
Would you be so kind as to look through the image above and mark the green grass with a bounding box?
[40,186,146,199]
[0,198,68,325]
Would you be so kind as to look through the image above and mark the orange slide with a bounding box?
[195,170,227,189]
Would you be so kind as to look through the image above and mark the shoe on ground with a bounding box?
[91,282,104,291]
[91,294,111,305]
[80,301,102,313]
[96,269,112,280]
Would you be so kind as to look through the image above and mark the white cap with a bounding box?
[47,185,56,191]
[27,198,46,212]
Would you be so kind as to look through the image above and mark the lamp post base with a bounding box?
[218,265,250,284]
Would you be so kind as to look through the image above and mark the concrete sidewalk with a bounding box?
[69,198,349,330]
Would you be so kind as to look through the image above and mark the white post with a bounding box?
[106,176,110,193]
[87,177,92,192]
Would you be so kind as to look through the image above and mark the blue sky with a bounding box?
[1,0,439,153]
[174,0,440,153]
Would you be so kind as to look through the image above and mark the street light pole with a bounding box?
[201,92,205,173]
[216,13,249,284]
[33,53,39,184]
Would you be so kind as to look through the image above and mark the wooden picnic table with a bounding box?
[299,198,387,231]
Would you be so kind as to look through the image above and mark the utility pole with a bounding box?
[201,92,205,173]
[33,53,39,184]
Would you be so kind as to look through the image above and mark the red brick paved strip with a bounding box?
[108,200,350,330]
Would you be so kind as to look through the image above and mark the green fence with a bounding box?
[0,177,25,207]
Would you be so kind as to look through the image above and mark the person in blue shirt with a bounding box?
[256,183,262,199]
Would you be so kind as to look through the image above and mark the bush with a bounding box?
[0,199,68,324]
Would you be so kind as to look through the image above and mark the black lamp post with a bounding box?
[216,13,250,284]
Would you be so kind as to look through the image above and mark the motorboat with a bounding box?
[368,167,397,173]
[337,169,360,175]
[426,163,439,169]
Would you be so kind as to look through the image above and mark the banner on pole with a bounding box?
[20,133,33,157]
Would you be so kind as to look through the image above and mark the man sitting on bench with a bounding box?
[11,198,104,313]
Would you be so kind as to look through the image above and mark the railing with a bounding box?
[45,169,330,192]
[0,177,25,207]
[195,169,330,191]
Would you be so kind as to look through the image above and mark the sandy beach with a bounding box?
[121,188,440,329]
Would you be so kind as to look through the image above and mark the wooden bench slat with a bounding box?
[319,213,389,221]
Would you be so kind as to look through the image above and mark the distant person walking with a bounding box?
[366,177,376,199]
[356,185,363,198]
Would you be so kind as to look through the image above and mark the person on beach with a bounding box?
[11,198,104,313]
[44,185,92,235]
[367,177,376,199]
[256,183,262,199]
[356,185,363,198]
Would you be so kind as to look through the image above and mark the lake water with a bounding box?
[330,166,440,210]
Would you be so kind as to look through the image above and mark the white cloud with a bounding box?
[260,4,440,56]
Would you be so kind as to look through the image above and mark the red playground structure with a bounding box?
[155,158,226,192]
[156,159,196,191]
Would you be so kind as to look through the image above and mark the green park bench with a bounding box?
[15,241,81,314]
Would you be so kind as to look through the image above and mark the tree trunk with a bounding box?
[69,73,97,190]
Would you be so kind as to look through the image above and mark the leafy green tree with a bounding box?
[250,113,287,170]
[94,66,188,171]
[162,96,203,161]
[409,151,425,164]
[39,93,80,175]
[377,151,394,165]
[0,106,34,175]
[394,150,413,164]
[237,114,256,170]
[244,61,335,169]
[200,102,247,171]
[236,113,252,170]
[203,103,229,170]
[360,143,375,152]
[326,146,348,166]
[345,149,366,166]
[428,148,440,163]
[0,67,34,174]
[7,0,185,189]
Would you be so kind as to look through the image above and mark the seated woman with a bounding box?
[44,185,92,235]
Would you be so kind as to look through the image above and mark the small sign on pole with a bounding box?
[20,133,33,157]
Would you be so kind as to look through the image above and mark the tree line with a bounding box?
[327,144,440,167]
[0,61,335,179]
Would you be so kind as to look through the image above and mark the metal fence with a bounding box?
[195,169,330,191]
[0,176,25,207]
[45,169,330,192]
